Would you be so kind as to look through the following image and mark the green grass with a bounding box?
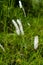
[0,1,43,65]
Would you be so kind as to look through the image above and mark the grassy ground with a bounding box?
[0,1,43,65]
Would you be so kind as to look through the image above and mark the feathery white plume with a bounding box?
[0,44,5,52]
[22,7,26,17]
[34,36,39,50]
[12,19,20,35]
[19,0,23,8]
[17,19,24,35]
[19,0,26,17]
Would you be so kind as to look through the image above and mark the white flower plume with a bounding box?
[34,36,39,50]
[12,19,20,35]
[19,0,23,8]
[17,19,24,35]
[19,0,26,17]
[22,7,26,17]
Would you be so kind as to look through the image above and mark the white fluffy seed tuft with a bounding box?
[12,19,20,35]
[17,19,24,35]
[34,36,39,50]
[19,1,23,8]
[19,0,26,17]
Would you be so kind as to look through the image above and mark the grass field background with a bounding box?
[0,0,43,65]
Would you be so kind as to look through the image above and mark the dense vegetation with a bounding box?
[0,0,43,65]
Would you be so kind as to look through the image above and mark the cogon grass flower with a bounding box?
[19,0,23,8]
[34,36,39,50]
[0,44,5,52]
[22,7,26,17]
[19,0,26,17]
[17,19,24,35]
[12,19,20,35]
